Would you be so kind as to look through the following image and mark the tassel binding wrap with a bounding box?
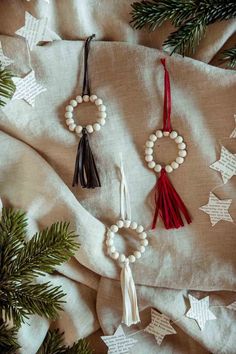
[152,168,191,230]
[120,260,140,327]
[72,128,101,188]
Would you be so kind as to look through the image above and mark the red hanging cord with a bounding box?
[161,58,172,132]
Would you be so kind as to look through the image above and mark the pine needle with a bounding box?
[221,46,236,68]
[0,319,20,354]
[0,66,15,107]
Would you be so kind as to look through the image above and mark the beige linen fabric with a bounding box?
[0,1,235,353]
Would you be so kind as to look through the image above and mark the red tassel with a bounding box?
[152,169,191,230]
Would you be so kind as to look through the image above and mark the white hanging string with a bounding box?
[119,152,131,221]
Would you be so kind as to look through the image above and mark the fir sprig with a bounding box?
[37,329,93,354]
[0,319,19,354]
[222,46,236,68]
[130,0,236,55]
[0,66,15,107]
[0,208,79,326]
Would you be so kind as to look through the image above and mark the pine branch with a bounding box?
[221,46,236,68]
[130,0,236,55]
[0,66,15,107]
[37,329,93,354]
[0,319,20,354]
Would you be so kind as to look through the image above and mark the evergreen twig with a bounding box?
[0,66,15,107]
[130,0,236,55]
[221,46,236,68]
[0,319,19,354]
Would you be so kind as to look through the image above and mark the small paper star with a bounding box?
[230,115,236,138]
[199,192,233,226]
[101,325,137,354]
[0,41,14,68]
[15,12,60,50]
[186,295,216,331]
[227,301,236,311]
[210,146,236,184]
[144,309,176,346]
[12,71,46,107]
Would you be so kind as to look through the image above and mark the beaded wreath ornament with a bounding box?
[64,34,107,188]
[105,154,149,326]
[146,58,191,229]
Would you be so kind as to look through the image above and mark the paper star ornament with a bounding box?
[0,41,14,68]
[210,146,236,184]
[230,115,236,138]
[101,325,137,354]
[199,192,233,226]
[227,301,236,311]
[12,71,46,107]
[186,295,216,331]
[15,12,60,50]
[144,309,176,346]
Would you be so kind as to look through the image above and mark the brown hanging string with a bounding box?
[72,34,101,189]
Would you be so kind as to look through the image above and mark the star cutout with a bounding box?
[144,309,176,346]
[199,192,233,226]
[0,41,14,68]
[227,301,236,311]
[101,325,137,354]
[15,12,60,50]
[186,295,216,331]
[12,71,46,107]
[230,115,236,138]
[210,146,236,184]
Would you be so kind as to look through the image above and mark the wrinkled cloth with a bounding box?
[0,1,235,353]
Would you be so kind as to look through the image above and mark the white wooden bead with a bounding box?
[98,111,107,119]
[171,161,179,169]
[119,254,126,263]
[145,155,153,162]
[117,220,124,228]
[148,161,156,169]
[69,124,76,131]
[66,118,74,126]
[98,118,106,126]
[146,141,154,148]
[141,239,148,246]
[156,130,163,138]
[107,231,114,238]
[95,98,103,106]
[66,105,73,112]
[83,95,90,102]
[110,225,118,233]
[129,255,136,263]
[134,251,141,259]
[124,220,131,228]
[176,156,184,164]
[178,143,186,150]
[111,252,119,260]
[179,150,187,157]
[138,245,145,253]
[90,94,97,102]
[65,112,73,119]
[154,164,162,173]
[175,136,183,143]
[149,134,157,142]
[70,100,77,107]
[130,221,138,230]
[139,232,147,240]
[163,131,170,136]
[75,125,83,134]
[108,246,116,253]
[106,239,114,246]
[76,96,83,103]
[86,125,94,133]
[165,165,173,173]
[170,131,178,139]
[136,225,144,233]
[145,148,153,155]
[98,104,106,112]
[93,123,101,131]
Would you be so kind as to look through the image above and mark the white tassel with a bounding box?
[120,260,140,327]
[119,153,131,221]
